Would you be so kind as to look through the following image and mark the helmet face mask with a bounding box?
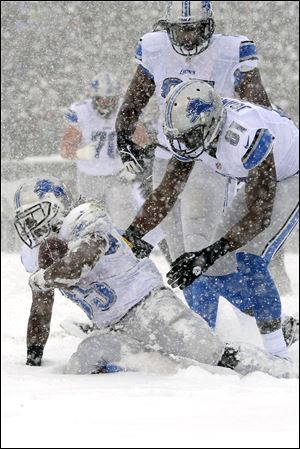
[90,71,121,118]
[167,19,215,56]
[165,1,215,56]
[163,80,225,161]
[14,177,72,248]
[92,95,119,118]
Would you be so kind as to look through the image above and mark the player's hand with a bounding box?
[76,143,97,160]
[26,344,44,366]
[118,167,137,182]
[122,226,153,259]
[117,130,155,174]
[167,238,231,289]
[29,269,49,292]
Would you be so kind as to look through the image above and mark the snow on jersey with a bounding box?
[197,99,299,181]
[21,202,164,328]
[64,99,123,176]
[135,31,259,158]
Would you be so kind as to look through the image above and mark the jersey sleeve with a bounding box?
[242,128,274,170]
[20,244,39,273]
[134,32,161,82]
[233,37,260,89]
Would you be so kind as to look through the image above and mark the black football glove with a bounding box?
[122,226,153,259]
[117,130,156,174]
[26,344,44,366]
[167,238,231,289]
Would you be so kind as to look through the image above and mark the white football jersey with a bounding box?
[196,99,299,181]
[21,202,164,328]
[64,99,123,176]
[135,31,259,158]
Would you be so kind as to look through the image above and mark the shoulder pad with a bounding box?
[139,31,168,54]
[242,128,274,170]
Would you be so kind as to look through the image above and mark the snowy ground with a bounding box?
[2,251,299,448]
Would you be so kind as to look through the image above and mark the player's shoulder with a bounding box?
[59,201,112,241]
[212,33,256,58]
[64,99,92,124]
[139,31,169,53]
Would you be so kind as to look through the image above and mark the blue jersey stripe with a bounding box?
[240,41,257,62]
[242,129,274,170]
[64,110,78,123]
[262,204,299,264]
[135,42,142,61]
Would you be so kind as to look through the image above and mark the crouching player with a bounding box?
[14,177,298,378]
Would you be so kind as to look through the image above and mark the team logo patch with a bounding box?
[187,98,214,123]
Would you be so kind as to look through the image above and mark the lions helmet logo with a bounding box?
[187,98,214,123]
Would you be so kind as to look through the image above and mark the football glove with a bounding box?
[76,143,97,160]
[117,130,155,174]
[122,226,153,259]
[167,238,231,289]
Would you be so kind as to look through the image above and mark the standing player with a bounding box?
[13,177,297,377]
[116,0,270,259]
[60,71,138,231]
[122,80,299,358]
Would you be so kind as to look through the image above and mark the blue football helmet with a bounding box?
[14,177,72,248]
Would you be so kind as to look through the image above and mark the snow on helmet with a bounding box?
[163,79,225,160]
[14,177,72,248]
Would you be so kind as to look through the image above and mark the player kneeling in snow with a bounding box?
[14,177,297,378]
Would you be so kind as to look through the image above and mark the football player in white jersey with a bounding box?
[122,80,299,360]
[116,0,292,312]
[116,0,271,256]
[59,71,143,231]
[13,176,297,378]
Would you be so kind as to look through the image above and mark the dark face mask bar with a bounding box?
[168,19,215,56]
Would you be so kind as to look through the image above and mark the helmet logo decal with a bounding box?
[187,98,214,123]
[34,179,66,199]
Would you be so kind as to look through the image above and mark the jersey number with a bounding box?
[61,282,117,319]
[91,131,117,159]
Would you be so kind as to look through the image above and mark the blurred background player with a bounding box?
[116,0,292,296]
[13,176,297,378]
[60,70,145,231]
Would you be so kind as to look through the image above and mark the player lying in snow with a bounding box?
[14,177,298,377]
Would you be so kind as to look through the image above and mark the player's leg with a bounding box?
[65,330,169,374]
[119,287,225,366]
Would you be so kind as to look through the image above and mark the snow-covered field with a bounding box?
[2,251,299,448]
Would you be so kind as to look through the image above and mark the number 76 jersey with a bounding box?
[64,98,123,176]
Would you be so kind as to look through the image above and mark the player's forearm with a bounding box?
[43,235,107,289]
[27,291,54,365]
[116,66,155,134]
[130,159,194,235]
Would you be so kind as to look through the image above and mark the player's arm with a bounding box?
[116,66,156,173]
[224,152,276,249]
[123,157,194,255]
[167,153,277,289]
[234,40,271,108]
[116,65,155,134]
[59,125,82,160]
[236,68,272,108]
[30,234,108,291]
[26,289,54,366]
